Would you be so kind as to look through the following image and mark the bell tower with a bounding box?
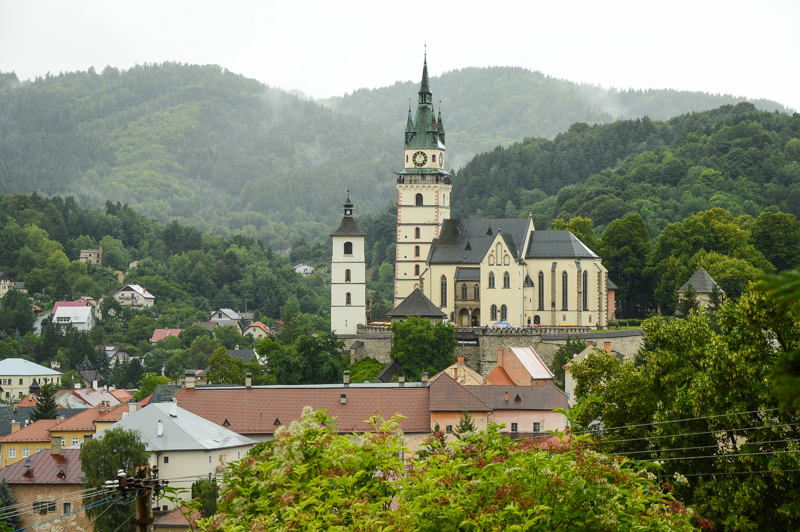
[331,192,367,334]
[394,53,451,307]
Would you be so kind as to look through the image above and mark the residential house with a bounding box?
[0,419,60,468]
[93,400,143,433]
[563,341,624,406]
[487,346,554,386]
[293,263,315,276]
[238,312,254,327]
[191,321,218,333]
[151,329,183,343]
[428,372,492,438]
[0,406,83,439]
[78,247,103,266]
[0,359,62,400]
[154,506,201,531]
[12,281,27,294]
[99,401,256,509]
[99,345,131,366]
[243,322,270,340]
[113,284,155,309]
[51,300,89,318]
[429,356,486,386]
[54,387,122,409]
[48,405,106,449]
[469,384,568,436]
[53,306,96,332]
[0,446,90,532]
[677,267,725,310]
[210,308,240,322]
[0,272,11,298]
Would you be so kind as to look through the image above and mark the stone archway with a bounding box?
[459,308,470,326]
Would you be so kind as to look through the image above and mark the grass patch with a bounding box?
[347,358,387,383]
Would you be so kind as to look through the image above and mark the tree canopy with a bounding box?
[390,316,456,381]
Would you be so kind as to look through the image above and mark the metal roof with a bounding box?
[525,231,599,259]
[0,358,62,376]
[454,267,480,281]
[386,288,447,318]
[428,218,531,265]
[0,448,84,485]
[330,216,367,237]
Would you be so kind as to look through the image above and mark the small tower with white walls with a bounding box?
[330,191,367,334]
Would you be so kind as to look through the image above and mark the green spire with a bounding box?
[405,104,413,132]
[437,106,445,134]
[418,52,431,105]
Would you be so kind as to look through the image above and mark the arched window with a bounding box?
[414,264,420,276]
[562,271,568,311]
[538,271,545,310]
[432,154,436,163]
[415,227,420,239]
[503,272,510,289]
[406,155,409,163]
[415,193,423,206]
[488,272,495,289]
[346,292,351,306]
[504,255,510,266]
[534,315,541,325]
[583,271,589,310]
[343,241,353,255]
[491,305,498,320]
[489,254,495,266]
[461,283,467,300]
[414,245,420,257]
[501,305,508,321]
[440,276,447,307]
[345,269,351,282]
[474,284,480,300]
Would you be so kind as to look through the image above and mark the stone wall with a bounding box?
[10,484,92,532]
[540,330,645,360]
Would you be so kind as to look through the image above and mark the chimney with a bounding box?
[457,355,464,367]
[586,340,594,347]
[11,421,19,433]
[235,345,239,350]
[398,376,405,387]
[246,373,252,389]
[157,420,163,437]
[604,342,612,354]
[92,380,98,389]
[342,371,349,387]
[497,346,504,367]
[99,403,106,414]
[74,383,81,389]
[421,372,429,384]
[185,370,195,389]
[128,398,137,414]
[169,398,178,417]
[50,436,62,455]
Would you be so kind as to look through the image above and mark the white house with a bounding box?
[210,308,240,322]
[293,263,315,276]
[101,401,256,509]
[0,359,62,400]
[53,307,96,332]
[113,284,155,309]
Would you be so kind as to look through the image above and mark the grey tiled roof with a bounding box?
[454,267,480,281]
[428,218,531,265]
[607,279,618,290]
[525,231,598,259]
[386,288,447,318]
[330,217,366,237]
[227,350,257,364]
[151,384,182,403]
[678,268,723,294]
[0,406,84,437]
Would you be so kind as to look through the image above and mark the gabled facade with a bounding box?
[243,322,270,339]
[113,284,155,308]
[210,308,240,322]
[0,359,62,400]
[53,306,95,332]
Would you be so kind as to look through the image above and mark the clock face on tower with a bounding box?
[412,151,427,167]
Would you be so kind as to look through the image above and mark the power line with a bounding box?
[604,438,799,457]
[638,449,800,463]
[2,487,113,520]
[573,408,782,435]
[658,469,800,479]
[12,495,116,532]
[593,423,796,445]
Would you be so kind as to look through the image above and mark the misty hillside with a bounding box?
[321,66,791,169]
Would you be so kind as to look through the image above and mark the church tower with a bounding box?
[330,192,366,334]
[394,53,451,307]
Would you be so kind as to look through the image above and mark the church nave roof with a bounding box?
[428,218,530,265]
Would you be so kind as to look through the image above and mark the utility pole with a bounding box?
[109,464,168,532]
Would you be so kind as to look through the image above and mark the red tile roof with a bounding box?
[0,448,84,484]
[50,406,102,432]
[172,385,431,436]
[110,389,132,401]
[94,402,136,424]
[151,328,184,343]
[18,393,39,407]
[153,506,200,527]
[51,301,87,315]
[0,419,59,443]
[485,365,515,386]
[246,321,270,334]
[428,373,491,412]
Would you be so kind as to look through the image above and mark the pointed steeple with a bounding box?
[405,104,413,132]
[343,189,353,217]
[437,106,445,134]
[419,50,431,100]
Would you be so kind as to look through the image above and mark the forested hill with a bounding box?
[0,64,398,248]
[453,103,800,234]
[321,66,791,169]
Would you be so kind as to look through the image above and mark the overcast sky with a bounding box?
[1,0,797,110]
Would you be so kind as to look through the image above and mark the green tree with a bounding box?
[0,479,19,530]
[750,211,800,272]
[268,332,345,385]
[0,290,35,336]
[549,336,587,389]
[126,315,156,344]
[454,408,477,439]
[134,373,169,400]
[99,295,122,320]
[390,316,456,381]
[206,347,245,385]
[30,383,57,421]
[676,284,699,317]
[599,214,652,317]
[179,325,213,348]
[214,325,242,350]
[80,428,149,532]
[191,477,219,519]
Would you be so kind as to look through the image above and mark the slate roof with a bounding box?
[386,288,447,318]
[469,382,568,411]
[227,349,258,365]
[428,218,531,265]
[454,267,480,281]
[97,402,255,452]
[607,279,618,290]
[0,406,83,437]
[428,373,491,412]
[330,216,367,237]
[525,231,598,259]
[0,359,62,376]
[0,448,84,485]
[172,384,431,436]
[0,419,59,443]
[678,267,724,294]
[151,385,182,403]
[151,329,183,342]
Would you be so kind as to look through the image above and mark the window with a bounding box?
[504,255,510,266]
[346,293,351,306]
[501,305,508,321]
[503,272,510,289]
[489,255,494,266]
[164,456,169,463]
[33,501,55,514]
[345,269,351,282]
[406,154,408,163]
[538,272,545,310]
[415,227,420,239]
[343,241,353,255]
[414,245,420,257]
[432,154,436,163]
[474,284,480,300]
[511,423,518,432]
[533,422,541,432]
[19,379,23,385]
[61,438,65,447]
[22,448,29,458]
[414,264,420,276]
[446,425,453,434]
[63,503,72,515]
[35,448,43,453]
[461,283,467,300]
[488,272,495,289]
[491,305,498,320]
[562,271,569,310]
[440,276,447,307]
[8,448,15,458]
[72,437,79,446]
[583,271,589,310]
[415,193,423,206]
